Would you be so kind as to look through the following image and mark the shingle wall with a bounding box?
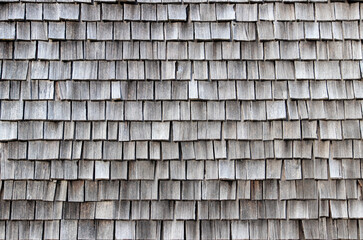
[0,0,362,239]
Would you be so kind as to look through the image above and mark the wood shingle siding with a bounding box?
[0,0,362,239]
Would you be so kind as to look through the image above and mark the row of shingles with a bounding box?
[61,80,361,101]
[1,2,362,22]
[1,41,362,61]
[2,21,363,41]
[0,60,360,82]
[3,80,362,102]
[2,219,363,240]
[1,177,362,201]
[0,95,362,119]
[1,118,362,141]
[0,198,362,228]
[1,206,361,239]
[5,41,363,63]
[0,65,361,102]
[0,118,360,149]
[1,3,363,41]
[1,144,362,179]
[3,126,363,174]
[0,218,362,240]
[0,198,340,221]
[0,101,362,141]
[0,65,361,99]
[0,118,362,140]
[1,60,362,81]
[0,219,343,240]
[1,100,362,122]
[0,108,362,141]
[2,140,363,181]
[0,81,362,115]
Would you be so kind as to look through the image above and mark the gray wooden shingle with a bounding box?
[163,101,179,120]
[173,122,197,141]
[66,22,86,40]
[211,23,230,40]
[242,42,263,60]
[95,22,113,41]
[90,81,110,100]
[280,41,299,60]
[17,121,43,140]
[106,101,123,121]
[190,4,216,21]
[83,141,102,160]
[0,22,15,40]
[24,101,47,120]
[167,42,187,60]
[129,122,151,141]
[72,102,87,121]
[102,3,123,20]
[237,122,263,140]
[0,122,17,141]
[276,22,303,40]
[1,101,23,120]
[31,22,47,40]
[131,22,150,40]
[320,120,342,140]
[59,3,79,20]
[28,141,60,160]
[72,61,97,80]
[0,42,13,59]
[257,22,274,40]
[31,61,49,80]
[295,3,313,20]
[8,3,25,21]
[14,42,35,59]
[168,4,187,21]
[216,4,235,21]
[48,22,65,39]
[2,61,28,80]
[38,42,59,60]
[266,101,286,120]
[81,4,100,21]
[61,41,83,61]
[114,22,131,40]
[43,4,59,21]
[195,23,211,40]
[106,42,123,61]
[150,122,169,141]
[92,121,107,140]
[88,101,105,121]
[315,61,341,80]
[26,3,42,20]
[84,41,105,59]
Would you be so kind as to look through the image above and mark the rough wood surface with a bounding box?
[0,0,362,239]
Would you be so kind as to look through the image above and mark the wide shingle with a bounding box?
[66,22,86,40]
[26,3,42,20]
[168,5,187,21]
[2,61,28,80]
[72,61,98,80]
[103,4,123,21]
[81,4,100,21]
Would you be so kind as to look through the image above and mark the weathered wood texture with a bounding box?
[0,0,362,239]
